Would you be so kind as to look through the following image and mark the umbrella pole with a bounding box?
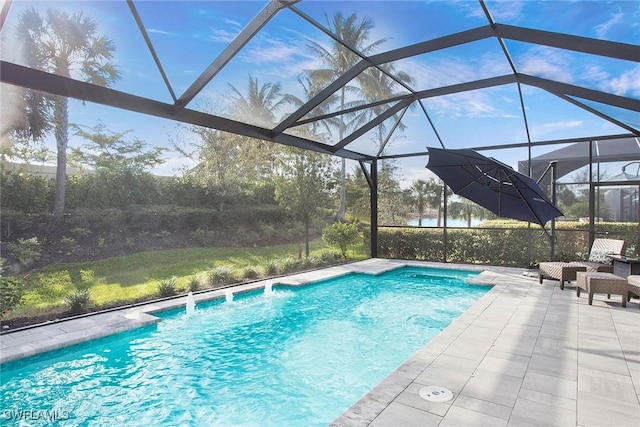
[550,161,558,261]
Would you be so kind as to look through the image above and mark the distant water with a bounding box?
[407,217,483,227]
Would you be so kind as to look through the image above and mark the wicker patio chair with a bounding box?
[576,271,628,307]
[628,275,640,306]
[539,238,626,290]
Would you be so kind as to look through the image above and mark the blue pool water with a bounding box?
[0,267,490,426]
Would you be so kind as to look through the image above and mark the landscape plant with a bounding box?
[157,276,178,297]
[64,287,92,314]
[322,221,361,259]
[0,267,24,316]
[7,237,42,267]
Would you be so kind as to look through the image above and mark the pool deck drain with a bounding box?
[1,259,639,426]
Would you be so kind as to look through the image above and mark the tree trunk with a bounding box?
[337,158,346,220]
[304,215,310,258]
[336,87,346,221]
[52,96,68,221]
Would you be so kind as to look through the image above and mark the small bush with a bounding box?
[60,236,76,247]
[125,237,136,250]
[241,266,260,280]
[207,266,235,286]
[319,251,342,265]
[187,275,201,292]
[264,260,280,276]
[70,227,91,237]
[97,235,108,248]
[280,257,302,273]
[322,222,361,259]
[64,288,92,314]
[191,228,216,246]
[0,275,24,316]
[157,277,178,297]
[7,237,42,267]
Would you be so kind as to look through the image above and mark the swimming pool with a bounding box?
[1,266,490,426]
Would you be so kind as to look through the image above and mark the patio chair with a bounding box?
[628,276,640,306]
[539,238,626,290]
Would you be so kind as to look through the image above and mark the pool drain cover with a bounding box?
[419,386,453,403]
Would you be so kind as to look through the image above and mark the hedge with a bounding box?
[377,220,638,268]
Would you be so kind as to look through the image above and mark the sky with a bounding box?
[1,0,638,184]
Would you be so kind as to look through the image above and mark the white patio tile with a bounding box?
[440,405,508,427]
[521,371,577,400]
[369,402,441,427]
[509,397,576,427]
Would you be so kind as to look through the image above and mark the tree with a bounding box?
[227,75,288,180]
[275,148,334,257]
[16,8,120,220]
[424,178,447,227]
[448,199,490,227]
[70,123,165,208]
[378,160,410,225]
[322,221,360,259]
[410,179,429,226]
[306,12,388,220]
[358,65,413,154]
[175,125,244,211]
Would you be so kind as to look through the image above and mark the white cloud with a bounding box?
[517,47,574,83]
[147,28,174,36]
[208,27,240,44]
[531,120,583,138]
[224,18,242,28]
[607,64,640,97]
[482,1,526,21]
[595,11,625,39]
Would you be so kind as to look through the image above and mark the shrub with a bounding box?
[0,275,24,316]
[7,237,42,267]
[70,227,91,237]
[187,275,201,292]
[60,236,76,247]
[157,277,178,297]
[241,266,260,280]
[191,228,216,246]
[322,222,361,259]
[207,266,236,286]
[125,237,136,250]
[280,257,302,273]
[264,260,280,276]
[64,288,92,314]
[319,251,342,265]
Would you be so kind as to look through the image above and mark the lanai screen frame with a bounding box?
[1,0,639,258]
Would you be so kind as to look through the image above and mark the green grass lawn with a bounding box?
[7,239,368,320]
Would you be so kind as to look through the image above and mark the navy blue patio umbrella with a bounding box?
[426,147,563,226]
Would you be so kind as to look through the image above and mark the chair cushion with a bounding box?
[588,248,614,264]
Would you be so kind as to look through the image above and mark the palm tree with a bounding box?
[424,178,448,227]
[227,75,288,128]
[285,75,339,142]
[227,75,288,179]
[306,12,388,220]
[358,65,413,154]
[449,199,489,227]
[17,8,120,220]
[410,179,429,226]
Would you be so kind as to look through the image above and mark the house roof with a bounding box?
[518,137,640,183]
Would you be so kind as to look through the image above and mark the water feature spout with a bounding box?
[264,283,273,296]
[186,292,196,315]
[225,290,234,302]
